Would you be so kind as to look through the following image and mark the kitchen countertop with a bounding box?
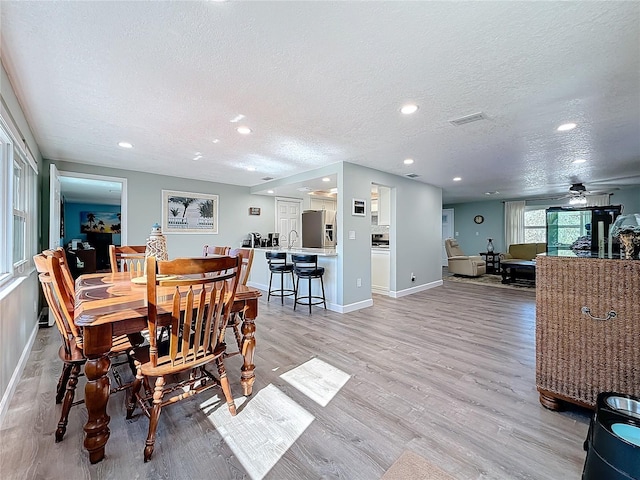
[253,247,337,257]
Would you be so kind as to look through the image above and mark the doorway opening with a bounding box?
[50,167,128,273]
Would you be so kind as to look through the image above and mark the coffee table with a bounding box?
[501,259,536,285]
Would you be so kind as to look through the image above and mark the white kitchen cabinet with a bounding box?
[310,197,336,211]
[378,186,390,225]
[371,249,390,294]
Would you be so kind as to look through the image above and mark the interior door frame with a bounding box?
[54,170,129,245]
[442,208,454,267]
[275,197,303,247]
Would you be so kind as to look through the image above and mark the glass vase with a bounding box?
[487,238,494,253]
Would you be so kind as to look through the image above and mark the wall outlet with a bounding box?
[356,278,362,287]
[411,273,416,282]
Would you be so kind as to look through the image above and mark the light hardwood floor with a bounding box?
[0,279,591,479]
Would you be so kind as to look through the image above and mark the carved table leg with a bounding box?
[240,299,257,396]
[82,323,113,464]
[83,354,111,463]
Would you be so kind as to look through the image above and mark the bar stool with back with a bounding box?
[266,251,296,304]
[292,254,327,314]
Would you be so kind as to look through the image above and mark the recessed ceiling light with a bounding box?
[557,123,577,132]
[230,114,245,123]
[572,159,587,164]
[453,177,462,182]
[322,177,330,182]
[193,155,203,161]
[118,141,133,149]
[267,190,274,194]
[403,158,414,165]
[212,139,220,144]
[237,126,252,135]
[400,104,419,115]
[485,191,500,195]
[246,166,256,171]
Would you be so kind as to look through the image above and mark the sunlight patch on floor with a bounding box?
[280,357,351,406]
[203,384,314,480]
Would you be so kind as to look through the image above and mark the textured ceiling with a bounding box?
[1,1,639,204]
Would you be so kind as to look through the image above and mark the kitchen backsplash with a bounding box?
[371,224,390,234]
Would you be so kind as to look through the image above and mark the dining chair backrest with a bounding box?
[145,255,241,369]
[43,247,75,303]
[34,253,83,353]
[202,245,231,256]
[228,247,255,285]
[109,245,146,275]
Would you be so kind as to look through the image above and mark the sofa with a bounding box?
[500,242,547,261]
[444,238,486,277]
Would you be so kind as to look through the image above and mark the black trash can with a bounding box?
[582,392,640,480]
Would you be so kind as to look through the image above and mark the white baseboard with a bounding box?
[390,279,443,298]
[371,285,389,295]
[0,321,39,428]
[332,298,374,313]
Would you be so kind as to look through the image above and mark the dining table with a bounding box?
[74,270,262,464]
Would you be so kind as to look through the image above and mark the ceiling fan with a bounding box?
[565,182,613,205]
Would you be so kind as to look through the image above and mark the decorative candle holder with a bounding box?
[145,223,168,261]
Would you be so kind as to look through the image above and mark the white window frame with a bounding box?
[524,206,547,243]
[0,115,38,287]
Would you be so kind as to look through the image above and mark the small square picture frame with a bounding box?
[352,198,366,216]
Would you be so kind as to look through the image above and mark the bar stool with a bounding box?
[266,252,296,304]
[292,254,326,314]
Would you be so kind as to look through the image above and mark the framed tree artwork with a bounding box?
[162,190,219,234]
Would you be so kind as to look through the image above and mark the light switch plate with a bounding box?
[348,230,356,240]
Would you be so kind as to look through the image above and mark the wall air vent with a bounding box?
[449,112,486,126]
[261,176,274,181]
[405,173,420,178]
[296,186,312,192]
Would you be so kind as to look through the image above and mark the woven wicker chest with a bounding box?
[536,255,640,410]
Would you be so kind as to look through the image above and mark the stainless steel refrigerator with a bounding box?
[302,210,336,248]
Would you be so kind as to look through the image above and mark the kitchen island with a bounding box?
[248,247,339,311]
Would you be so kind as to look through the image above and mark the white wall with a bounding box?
[257,161,443,310]
[44,161,278,258]
[0,61,42,421]
[339,162,443,305]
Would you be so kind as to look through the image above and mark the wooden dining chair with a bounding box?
[34,253,138,443]
[126,255,241,462]
[42,247,75,304]
[224,248,255,355]
[202,245,231,256]
[109,245,146,275]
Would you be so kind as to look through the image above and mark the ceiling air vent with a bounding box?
[405,173,420,178]
[449,112,486,126]
[261,176,274,181]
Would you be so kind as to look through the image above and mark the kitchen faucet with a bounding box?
[288,229,299,249]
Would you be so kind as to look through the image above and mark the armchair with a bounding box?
[444,238,486,277]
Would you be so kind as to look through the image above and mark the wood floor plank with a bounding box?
[0,279,591,479]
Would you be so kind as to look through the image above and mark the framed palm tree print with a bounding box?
[161,190,219,234]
